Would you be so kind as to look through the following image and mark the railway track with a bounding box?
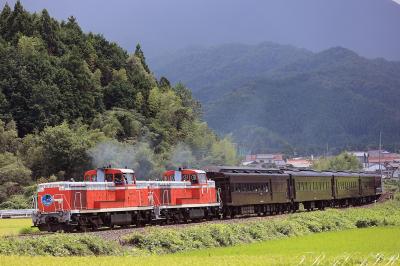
[19,198,390,242]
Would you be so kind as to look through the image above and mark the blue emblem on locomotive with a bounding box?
[41,194,53,206]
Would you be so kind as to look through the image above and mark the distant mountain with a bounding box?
[150,43,400,155]
[150,43,313,102]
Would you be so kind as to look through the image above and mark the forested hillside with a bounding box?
[151,44,400,154]
[0,2,238,208]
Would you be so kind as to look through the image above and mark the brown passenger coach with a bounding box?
[206,166,382,218]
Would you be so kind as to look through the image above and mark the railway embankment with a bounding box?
[1,196,399,256]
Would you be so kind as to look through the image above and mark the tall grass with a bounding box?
[0,234,121,256]
[123,200,400,254]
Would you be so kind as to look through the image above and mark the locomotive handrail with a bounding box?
[152,191,161,205]
[162,190,170,205]
[73,192,84,210]
[32,195,38,210]
[54,193,71,211]
[217,188,222,203]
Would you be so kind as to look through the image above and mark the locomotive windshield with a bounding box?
[198,173,207,183]
[124,173,134,183]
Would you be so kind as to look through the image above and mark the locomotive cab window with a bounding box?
[105,174,113,182]
[114,173,124,185]
[124,173,134,184]
[182,174,189,181]
[198,173,207,184]
[190,174,198,183]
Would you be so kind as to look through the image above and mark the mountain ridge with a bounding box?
[151,43,400,154]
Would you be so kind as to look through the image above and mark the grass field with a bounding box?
[0,218,32,235]
[0,227,399,265]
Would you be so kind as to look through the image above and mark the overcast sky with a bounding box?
[2,0,400,60]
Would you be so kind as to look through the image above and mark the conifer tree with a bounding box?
[5,0,32,41]
[134,43,151,74]
[38,9,61,55]
[0,3,11,37]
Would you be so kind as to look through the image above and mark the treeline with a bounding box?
[0,2,238,208]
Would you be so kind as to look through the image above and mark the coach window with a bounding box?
[91,175,97,182]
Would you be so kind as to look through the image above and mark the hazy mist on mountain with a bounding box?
[151,43,400,155]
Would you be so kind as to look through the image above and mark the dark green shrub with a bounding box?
[355,218,379,228]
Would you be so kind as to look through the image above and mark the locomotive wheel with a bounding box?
[63,225,74,233]
[49,225,58,232]
[77,225,88,232]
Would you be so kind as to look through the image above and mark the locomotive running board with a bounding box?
[69,203,220,214]
[70,206,153,214]
[159,203,221,209]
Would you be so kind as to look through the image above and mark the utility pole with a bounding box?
[326,143,329,158]
[379,131,382,178]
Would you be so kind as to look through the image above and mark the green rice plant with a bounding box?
[1,227,400,264]
[0,218,32,236]
[123,197,400,254]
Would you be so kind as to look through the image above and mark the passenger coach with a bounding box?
[206,166,382,217]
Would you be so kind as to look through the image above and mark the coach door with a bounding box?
[288,175,296,200]
[215,177,231,205]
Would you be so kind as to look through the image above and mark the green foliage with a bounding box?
[0,2,239,199]
[0,119,20,153]
[0,194,29,209]
[134,43,150,74]
[18,226,39,235]
[123,199,400,254]
[312,152,361,171]
[21,122,107,179]
[206,137,239,165]
[0,152,31,185]
[91,108,143,141]
[0,234,121,256]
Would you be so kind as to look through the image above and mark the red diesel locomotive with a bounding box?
[33,167,220,232]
